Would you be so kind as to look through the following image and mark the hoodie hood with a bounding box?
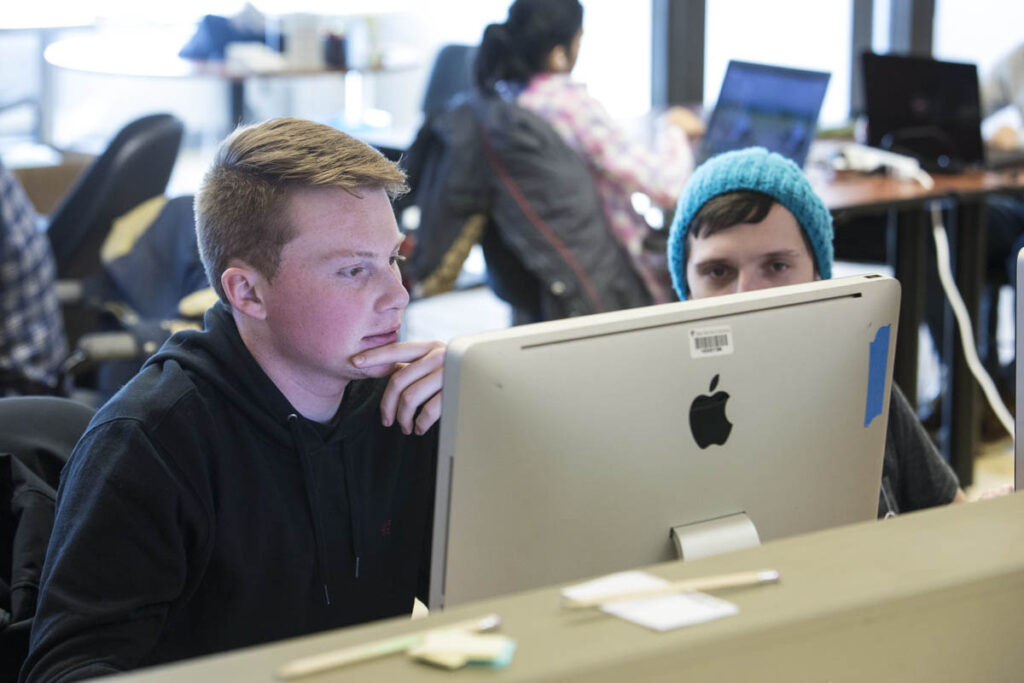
[144,302,380,446]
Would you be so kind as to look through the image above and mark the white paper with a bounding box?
[561,571,669,602]
[601,591,738,632]
[562,571,738,632]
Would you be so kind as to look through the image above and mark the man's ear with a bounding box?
[221,264,268,320]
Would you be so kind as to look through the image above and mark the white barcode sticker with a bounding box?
[689,326,734,358]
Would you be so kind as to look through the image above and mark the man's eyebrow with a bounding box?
[319,249,373,261]
[691,257,733,269]
[319,237,406,261]
[692,248,803,271]
[760,249,802,260]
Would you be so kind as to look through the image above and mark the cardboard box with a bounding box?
[11,151,95,215]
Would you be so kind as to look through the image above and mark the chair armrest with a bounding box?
[55,279,84,305]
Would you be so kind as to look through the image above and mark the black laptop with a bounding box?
[861,51,1024,172]
[697,60,831,168]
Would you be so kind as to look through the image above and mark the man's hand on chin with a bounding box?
[353,341,446,435]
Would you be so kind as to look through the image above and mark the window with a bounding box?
[933,0,1024,75]
[704,0,854,126]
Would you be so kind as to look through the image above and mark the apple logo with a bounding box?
[689,374,732,449]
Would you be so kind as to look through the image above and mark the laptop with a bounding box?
[862,52,1024,173]
[430,275,899,609]
[696,60,831,168]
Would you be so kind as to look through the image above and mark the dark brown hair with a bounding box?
[474,0,583,93]
[688,190,775,239]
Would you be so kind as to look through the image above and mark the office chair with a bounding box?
[45,113,184,354]
[0,396,95,683]
[393,45,479,290]
[47,113,184,279]
[421,44,476,118]
[61,194,212,402]
[374,44,477,163]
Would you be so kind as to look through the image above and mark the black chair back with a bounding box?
[0,396,94,683]
[422,44,476,118]
[0,395,94,479]
[47,113,184,280]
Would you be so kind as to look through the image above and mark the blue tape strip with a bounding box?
[469,640,517,669]
[864,325,891,427]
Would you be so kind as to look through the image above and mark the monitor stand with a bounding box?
[671,512,761,561]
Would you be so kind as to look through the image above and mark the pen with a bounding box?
[562,569,781,610]
[275,613,501,679]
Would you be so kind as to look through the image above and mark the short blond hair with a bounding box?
[195,117,408,302]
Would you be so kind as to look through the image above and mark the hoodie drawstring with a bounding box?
[340,455,363,578]
[288,414,332,606]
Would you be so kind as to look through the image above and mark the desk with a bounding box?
[108,492,1024,682]
[43,34,415,133]
[813,167,1024,485]
[44,34,344,132]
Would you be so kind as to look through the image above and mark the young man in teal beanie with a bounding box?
[667,146,966,517]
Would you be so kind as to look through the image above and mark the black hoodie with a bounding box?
[21,304,438,682]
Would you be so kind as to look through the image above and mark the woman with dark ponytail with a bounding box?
[474,0,583,95]
[474,0,703,303]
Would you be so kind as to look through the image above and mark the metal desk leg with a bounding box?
[229,80,245,131]
[942,200,986,487]
[888,208,927,408]
[38,28,57,145]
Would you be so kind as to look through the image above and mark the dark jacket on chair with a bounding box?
[1,454,58,683]
[0,395,93,683]
[406,93,651,321]
[21,304,437,682]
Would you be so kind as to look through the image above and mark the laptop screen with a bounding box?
[699,60,830,168]
[861,52,985,172]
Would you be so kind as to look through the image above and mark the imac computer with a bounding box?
[429,275,900,610]
[1017,249,1023,492]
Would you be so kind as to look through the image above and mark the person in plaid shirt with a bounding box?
[475,0,703,303]
[0,159,67,394]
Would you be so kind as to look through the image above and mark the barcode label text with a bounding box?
[689,327,734,358]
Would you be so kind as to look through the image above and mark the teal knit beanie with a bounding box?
[667,147,834,300]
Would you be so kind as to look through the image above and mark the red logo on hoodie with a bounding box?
[381,519,392,537]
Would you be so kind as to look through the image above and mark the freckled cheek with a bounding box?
[274,288,353,344]
[306,299,362,337]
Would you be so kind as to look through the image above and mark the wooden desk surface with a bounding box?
[109,493,1024,682]
[811,167,1024,213]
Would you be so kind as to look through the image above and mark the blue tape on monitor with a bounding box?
[864,325,891,427]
